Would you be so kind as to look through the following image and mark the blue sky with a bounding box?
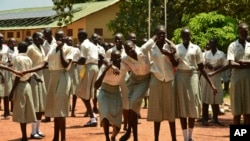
[0,0,54,11]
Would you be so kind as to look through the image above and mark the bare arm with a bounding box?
[0,64,21,76]
[23,61,48,74]
[94,65,111,89]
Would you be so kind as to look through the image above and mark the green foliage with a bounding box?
[172,12,237,53]
[107,0,164,45]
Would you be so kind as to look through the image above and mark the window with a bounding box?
[16,31,20,38]
[67,29,73,36]
[26,30,31,36]
[94,28,103,36]
[7,32,14,38]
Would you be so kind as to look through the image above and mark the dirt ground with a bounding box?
[0,97,233,141]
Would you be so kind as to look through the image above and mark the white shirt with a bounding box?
[44,44,74,70]
[0,44,9,65]
[97,63,127,86]
[43,37,57,55]
[175,42,204,70]
[7,46,18,64]
[122,46,150,76]
[105,46,126,60]
[97,44,106,58]
[141,39,175,82]
[227,40,250,61]
[13,53,32,81]
[26,43,46,67]
[203,49,227,70]
[80,39,99,64]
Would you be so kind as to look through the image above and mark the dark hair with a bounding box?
[18,41,28,53]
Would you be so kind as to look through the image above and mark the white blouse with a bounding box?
[80,39,99,65]
[97,63,128,86]
[203,49,227,70]
[122,46,150,76]
[175,42,204,70]
[44,44,74,70]
[227,40,250,61]
[13,53,32,81]
[26,43,46,67]
[141,39,175,82]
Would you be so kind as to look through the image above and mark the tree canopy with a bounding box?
[172,12,237,52]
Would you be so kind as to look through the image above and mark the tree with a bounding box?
[172,11,237,53]
[107,0,164,45]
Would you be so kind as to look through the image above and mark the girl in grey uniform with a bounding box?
[95,50,124,141]
[9,42,37,141]
[22,30,74,141]
[175,27,217,141]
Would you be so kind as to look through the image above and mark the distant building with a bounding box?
[0,0,121,44]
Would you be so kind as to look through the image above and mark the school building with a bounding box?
[0,0,121,44]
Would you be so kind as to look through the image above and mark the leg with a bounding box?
[92,89,98,113]
[243,114,250,125]
[180,117,188,141]
[143,96,148,108]
[53,117,60,141]
[3,96,10,118]
[154,122,161,141]
[71,95,77,117]
[131,110,138,141]
[10,100,13,112]
[119,110,132,141]
[82,98,97,127]
[58,117,66,141]
[122,109,129,131]
[188,118,195,140]
[31,112,43,139]
[102,118,110,141]
[169,121,176,141]
[111,125,120,141]
[202,103,209,126]
[36,112,45,137]
[233,115,241,125]
[20,123,28,141]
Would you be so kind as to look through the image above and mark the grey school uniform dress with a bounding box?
[0,44,8,97]
[97,64,127,128]
[227,40,250,116]
[141,39,176,122]
[122,46,150,114]
[44,44,73,117]
[69,47,80,95]
[76,39,99,100]
[201,50,226,105]
[175,42,203,118]
[12,53,36,123]
[3,47,18,97]
[26,44,47,112]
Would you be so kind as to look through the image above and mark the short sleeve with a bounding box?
[227,42,235,61]
[140,39,154,54]
[196,46,204,64]
[80,43,88,58]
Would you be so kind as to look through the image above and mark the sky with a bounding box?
[0,0,54,11]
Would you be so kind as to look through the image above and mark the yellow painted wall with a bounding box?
[85,3,119,42]
[0,2,120,44]
[66,18,86,45]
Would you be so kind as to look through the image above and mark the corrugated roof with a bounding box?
[0,0,120,30]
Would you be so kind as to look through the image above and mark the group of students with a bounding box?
[0,22,250,141]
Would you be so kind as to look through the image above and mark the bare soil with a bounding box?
[0,97,233,141]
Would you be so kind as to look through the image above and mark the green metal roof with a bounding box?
[0,0,119,30]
